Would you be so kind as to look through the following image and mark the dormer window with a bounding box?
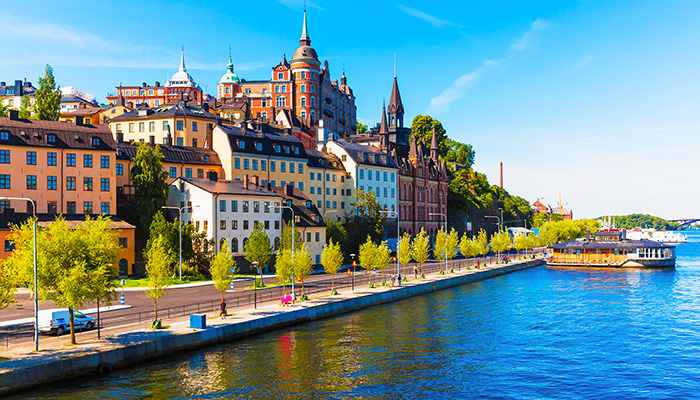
[294,147,299,155]
[256,142,262,151]
[306,200,311,208]
[363,153,368,162]
[203,155,210,162]
[0,131,9,140]
[286,199,292,207]
[92,137,100,146]
[47,134,56,143]
[284,146,290,154]
[238,140,245,149]
[275,145,281,153]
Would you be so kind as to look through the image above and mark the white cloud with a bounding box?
[397,5,459,28]
[560,55,594,76]
[427,19,550,113]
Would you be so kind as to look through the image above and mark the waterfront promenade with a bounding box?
[0,257,542,396]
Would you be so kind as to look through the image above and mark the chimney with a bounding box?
[149,135,155,145]
[499,162,503,188]
[207,171,218,181]
[243,174,249,190]
[166,125,173,146]
[155,81,160,87]
[127,101,134,108]
[250,175,259,186]
[201,103,209,113]
[142,82,147,88]
[117,133,124,143]
[75,116,84,126]
[285,184,293,196]
[8,109,19,120]
[0,82,5,86]
[14,80,22,96]
[267,182,272,190]
[586,229,591,240]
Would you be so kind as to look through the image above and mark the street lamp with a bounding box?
[380,210,400,276]
[1,197,38,351]
[485,215,500,232]
[430,212,447,273]
[273,204,296,293]
[252,261,259,309]
[162,204,199,281]
[350,253,356,291]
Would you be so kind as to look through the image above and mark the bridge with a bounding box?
[669,219,700,227]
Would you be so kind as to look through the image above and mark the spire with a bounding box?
[387,77,404,114]
[379,101,388,134]
[430,124,439,161]
[408,133,419,165]
[300,9,311,46]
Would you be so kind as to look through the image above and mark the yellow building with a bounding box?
[271,185,326,266]
[306,149,348,223]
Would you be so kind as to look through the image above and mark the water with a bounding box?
[12,231,700,399]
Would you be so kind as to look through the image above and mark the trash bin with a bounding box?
[190,314,206,329]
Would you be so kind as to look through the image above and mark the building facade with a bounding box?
[0,80,36,111]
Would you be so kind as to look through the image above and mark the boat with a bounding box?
[547,230,676,268]
[625,228,687,244]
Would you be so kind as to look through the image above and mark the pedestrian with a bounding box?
[398,273,402,286]
[413,265,417,279]
[291,291,296,306]
[220,299,227,319]
[391,273,395,286]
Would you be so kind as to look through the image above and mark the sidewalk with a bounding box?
[0,305,133,328]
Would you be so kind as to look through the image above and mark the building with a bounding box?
[167,176,283,257]
[306,149,347,222]
[271,184,326,265]
[216,11,356,143]
[105,50,204,107]
[0,80,36,111]
[0,111,117,215]
[531,198,551,214]
[109,98,221,148]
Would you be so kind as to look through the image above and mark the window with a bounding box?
[163,121,169,131]
[384,171,388,181]
[317,200,322,208]
[177,121,184,130]
[243,201,249,212]
[261,160,267,171]
[243,220,249,230]
[84,201,93,214]
[0,132,7,141]
[281,162,286,173]
[317,173,321,180]
[197,168,203,178]
[265,221,270,229]
[232,201,238,212]
[138,122,145,132]
[326,201,330,209]
[3,240,14,252]
[185,168,192,178]
[270,161,276,172]
[67,201,76,214]
[271,180,276,187]
[177,137,184,146]
[326,188,330,195]
[341,202,345,209]
[100,155,110,169]
[252,159,258,170]
[46,152,57,166]
[310,172,314,181]
[315,232,320,242]
[66,176,76,191]
[46,201,57,214]
[220,220,226,230]
[391,172,395,182]
[310,187,315,194]
[220,200,226,212]
[128,123,134,133]
[238,140,245,149]
[332,188,337,195]
[264,202,270,213]
[0,200,8,211]
[192,122,198,132]
[92,137,100,146]
[26,175,37,190]
[333,201,337,209]
[0,150,8,164]
[307,232,311,242]
[384,188,388,198]
[169,167,177,178]
[67,153,76,167]
[26,151,36,165]
[376,171,380,180]
[118,237,128,248]
[83,177,93,191]
[254,201,260,213]
[317,186,321,194]
[232,238,238,252]
[277,72,283,79]
[47,176,57,190]
[244,159,249,170]
[256,142,263,151]
[275,145,281,153]
[235,158,240,169]
[101,202,110,214]
[299,182,304,191]
[391,188,395,198]
[101,178,110,191]
[149,122,155,132]
[289,163,295,173]
[231,220,238,230]
[84,154,93,168]
[359,169,364,179]
[204,221,208,231]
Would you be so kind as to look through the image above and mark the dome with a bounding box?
[167,49,197,87]
[219,58,240,84]
[292,45,319,63]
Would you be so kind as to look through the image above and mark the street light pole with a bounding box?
[350,253,356,291]
[253,261,259,309]
[274,205,295,293]
[380,210,400,276]
[162,205,199,281]
[430,212,447,272]
[1,197,38,351]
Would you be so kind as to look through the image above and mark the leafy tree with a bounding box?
[476,229,490,258]
[533,212,563,228]
[326,218,347,254]
[398,232,413,279]
[144,211,177,266]
[433,229,447,272]
[346,188,386,256]
[0,262,16,309]
[293,244,313,297]
[445,228,459,270]
[321,239,343,293]
[359,236,377,286]
[19,95,32,119]
[538,219,600,245]
[410,115,448,156]
[514,233,528,257]
[459,232,475,260]
[604,214,679,230]
[527,233,541,252]
[490,229,511,261]
[281,225,303,252]
[244,223,273,285]
[374,241,392,280]
[356,122,368,135]
[443,138,475,168]
[0,100,8,118]
[275,248,294,291]
[131,143,169,241]
[412,228,430,275]
[34,64,61,121]
[211,239,236,304]
[144,234,171,325]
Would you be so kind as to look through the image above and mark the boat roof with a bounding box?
[549,238,674,250]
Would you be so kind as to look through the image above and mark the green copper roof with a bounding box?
[219,57,240,84]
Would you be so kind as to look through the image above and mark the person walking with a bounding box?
[397,273,402,286]
[220,299,227,319]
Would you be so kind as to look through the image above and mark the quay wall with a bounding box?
[0,259,542,395]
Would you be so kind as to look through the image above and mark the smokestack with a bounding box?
[500,162,503,188]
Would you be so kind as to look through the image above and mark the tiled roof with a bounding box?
[306,149,345,170]
[0,117,115,150]
[218,125,308,159]
[176,177,280,197]
[110,102,220,122]
[331,140,398,168]
[116,143,222,166]
[271,186,325,228]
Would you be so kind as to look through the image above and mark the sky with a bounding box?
[2,0,699,220]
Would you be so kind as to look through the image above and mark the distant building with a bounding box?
[0,79,36,111]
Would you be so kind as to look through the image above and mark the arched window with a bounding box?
[274,237,281,250]
[220,238,226,252]
[301,97,307,107]
[391,204,395,212]
[243,238,248,250]
[232,238,238,252]
[301,110,306,120]
[311,96,316,107]
[310,110,316,123]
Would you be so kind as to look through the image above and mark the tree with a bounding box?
[211,239,236,312]
[412,228,430,275]
[326,218,347,253]
[459,232,476,260]
[281,225,303,252]
[410,115,448,157]
[359,236,377,286]
[34,64,61,121]
[144,235,171,325]
[0,100,8,118]
[321,239,343,293]
[398,232,413,279]
[356,122,368,135]
[443,138,475,168]
[144,211,177,266]
[244,223,273,285]
[433,229,447,272]
[445,228,459,271]
[490,229,511,262]
[0,259,17,309]
[346,188,386,256]
[131,143,169,241]
[514,233,528,257]
[374,241,392,280]
[476,229,490,261]
[293,245,313,297]
[275,248,294,291]
[19,95,32,119]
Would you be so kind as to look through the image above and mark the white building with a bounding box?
[325,139,399,214]
[168,176,283,256]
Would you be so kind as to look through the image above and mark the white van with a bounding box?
[37,309,95,336]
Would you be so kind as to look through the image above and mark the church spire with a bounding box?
[300,9,311,46]
[430,124,439,161]
[387,77,404,128]
[379,101,388,134]
[179,46,186,72]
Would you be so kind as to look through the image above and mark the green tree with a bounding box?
[211,239,236,305]
[143,211,177,266]
[459,232,476,260]
[443,138,475,168]
[605,214,680,230]
[346,188,386,256]
[131,143,169,241]
[398,232,413,279]
[0,100,8,118]
[445,228,459,271]
[19,95,32,119]
[0,261,16,309]
[490,229,511,261]
[326,218,347,253]
[244,223,273,285]
[359,236,377,286]
[514,233,528,257]
[410,115,448,156]
[412,228,430,275]
[34,64,61,121]
[275,248,294,291]
[476,229,490,259]
[293,245,313,297]
[374,241,392,282]
[433,229,447,272]
[144,235,171,325]
[281,225,303,252]
[321,239,344,293]
[356,122,368,135]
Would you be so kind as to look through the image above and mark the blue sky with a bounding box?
[2,0,699,220]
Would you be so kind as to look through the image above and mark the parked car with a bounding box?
[37,309,95,336]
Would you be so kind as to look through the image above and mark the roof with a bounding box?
[306,149,345,170]
[330,140,398,169]
[219,56,240,84]
[0,209,134,231]
[217,124,308,159]
[0,117,115,150]
[116,143,221,166]
[548,238,673,250]
[110,101,219,122]
[175,177,281,197]
[61,95,96,106]
[291,10,319,64]
[0,80,36,97]
[61,108,103,117]
[387,77,404,114]
[271,185,325,228]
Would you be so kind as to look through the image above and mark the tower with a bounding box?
[290,9,321,126]
[386,77,410,146]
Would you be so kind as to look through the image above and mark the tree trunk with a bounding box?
[154,299,158,322]
[331,273,334,291]
[97,298,101,340]
[301,280,305,296]
[220,290,224,302]
[69,306,76,345]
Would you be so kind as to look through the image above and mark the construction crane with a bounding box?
[557,187,564,218]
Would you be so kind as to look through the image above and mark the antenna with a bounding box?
[229,44,231,58]
[394,53,397,77]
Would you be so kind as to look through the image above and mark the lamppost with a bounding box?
[162,204,199,281]
[253,261,259,309]
[429,212,447,273]
[380,210,400,276]
[350,253,356,291]
[273,204,296,293]
[1,197,38,351]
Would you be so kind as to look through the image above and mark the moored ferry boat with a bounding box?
[547,230,676,268]
[625,228,687,244]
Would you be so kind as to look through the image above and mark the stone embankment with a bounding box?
[0,258,543,396]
